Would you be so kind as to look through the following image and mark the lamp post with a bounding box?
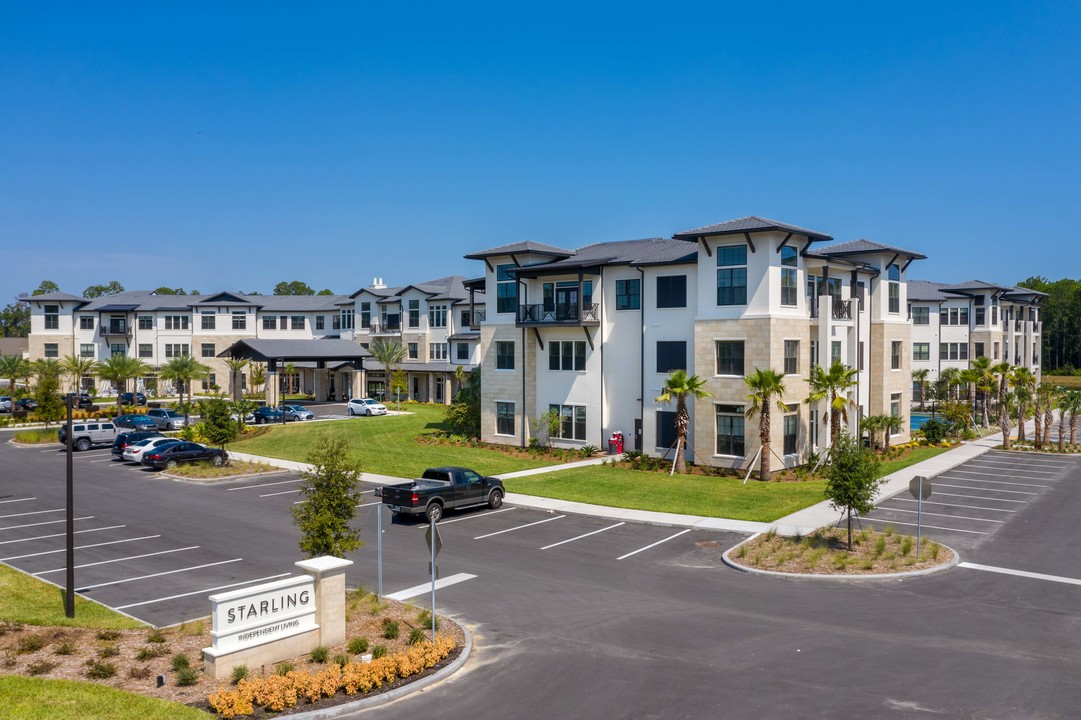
[278,358,286,426]
[64,393,75,618]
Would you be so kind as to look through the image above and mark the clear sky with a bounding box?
[3,2,1079,297]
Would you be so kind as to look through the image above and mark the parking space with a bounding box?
[859,450,1080,551]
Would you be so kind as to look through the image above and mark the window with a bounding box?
[407,342,418,360]
[975,307,985,325]
[939,342,949,360]
[959,307,969,325]
[201,343,215,358]
[332,314,341,330]
[715,405,745,456]
[232,312,246,330]
[43,342,58,357]
[549,404,587,441]
[456,342,469,361]
[716,245,748,306]
[429,304,447,328]
[79,343,95,358]
[912,307,929,325]
[810,408,818,449]
[549,341,586,371]
[975,342,985,359]
[495,402,515,436]
[959,343,969,360]
[890,393,902,426]
[165,344,189,358]
[429,343,448,360]
[783,340,799,375]
[891,341,901,370]
[496,264,518,314]
[359,303,370,329]
[201,313,215,330]
[263,316,276,330]
[341,309,355,330]
[201,373,217,392]
[831,341,842,364]
[656,410,677,449]
[289,316,304,330]
[913,343,930,361]
[991,306,998,326]
[380,306,400,331]
[44,305,59,330]
[315,315,325,331]
[656,275,687,309]
[110,344,125,357]
[496,341,515,370]
[656,341,687,373]
[949,308,959,325]
[408,300,420,328]
[859,341,865,371]
[460,310,470,328]
[780,246,798,307]
[810,339,818,373]
[164,315,189,330]
[783,406,798,455]
[715,341,744,376]
[79,316,94,330]
[138,344,152,358]
[138,316,152,330]
[887,264,900,314]
[616,279,641,310]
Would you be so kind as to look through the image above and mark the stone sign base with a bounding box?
[204,626,321,680]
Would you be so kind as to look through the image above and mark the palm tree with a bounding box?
[60,355,99,395]
[971,356,995,428]
[249,362,267,395]
[1061,390,1081,446]
[911,369,930,412]
[655,370,712,474]
[882,413,901,452]
[370,339,407,408]
[805,360,859,446]
[1040,382,1060,450]
[159,355,211,423]
[31,359,62,385]
[939,367,963,403]
[744,369,788,481]
[991,362,1013,449]
[862,414,885,452]
[224,357,249,402]
[282,361,297,401]
[0,355,30,399]
[97,355,151,417]
[1009,367,1035,444]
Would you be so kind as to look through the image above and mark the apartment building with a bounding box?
[908,280,1044,402]
[466,216,925,473]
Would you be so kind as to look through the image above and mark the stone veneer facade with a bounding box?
[869,321,913,444]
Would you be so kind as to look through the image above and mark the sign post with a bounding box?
[65,393,74,619]
[425,519,442,638]
[909,475,933,555]
[376,504,383,600]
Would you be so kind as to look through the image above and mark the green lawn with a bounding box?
[0,677,207,720]
[230,403,554,477]
[0,563,144,630]
[1045,374,1081,390]
[877,445,952,476]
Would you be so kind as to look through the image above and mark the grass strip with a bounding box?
[0,676,207,720]
[0,564,143,630]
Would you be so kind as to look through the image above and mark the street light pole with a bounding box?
[65,393,75,618]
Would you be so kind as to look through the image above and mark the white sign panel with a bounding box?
[206,575,317,655]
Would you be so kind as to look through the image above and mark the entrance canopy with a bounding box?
[219,338,370,370]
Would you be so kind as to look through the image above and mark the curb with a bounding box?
[161,469,288,484]
[7,439,63,448]
[283,623,473,720]
[721,533,960,581]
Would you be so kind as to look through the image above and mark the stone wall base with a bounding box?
[203,627,320,681]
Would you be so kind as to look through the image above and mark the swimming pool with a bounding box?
[911,412,932,431]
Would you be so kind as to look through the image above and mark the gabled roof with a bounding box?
[191,291,256,306]
[19,292,84,303]
[511,238,697,277]
[219,338,370,362]
[464,241,575,261]
[94,304,141,312]
[816,238,927,260]
[939,279,1011,293]
[673,215,832,242]
[907,280,953,302]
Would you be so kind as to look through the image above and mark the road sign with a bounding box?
[425,522,443,559]
[909,476,932,500]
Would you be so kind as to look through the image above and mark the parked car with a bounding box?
[58,422,120,452]
[118,392,147,406]
[379,467,504,522]
[141,442,227,470]
[252,406,284,424]
[0,396,10,412]
[347,397,387,416]
[146,408,190,430]
[230,410,255,425]
[112,430,164,456]
[14,398,38,411]
[282,404,314,422]
[123,437,182,463]
[114,414,160,431]
[71,392,94,409]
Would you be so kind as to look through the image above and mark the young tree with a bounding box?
[292,436,365,558]
[34,371,65,425]
[249,362,267,395]
[971,356,995,428]
[806,360,859,445]
[444,368,481,437]
[911,369,930,412]
[824,431,883,551]
[744,368,788,481]
[1040,382,1058,449]
[199,397,239,450]
[1010,367,1035,443]
[861,415,885,452]
[655,369,712,473]
[390,368,408,410]
[159,355,210,423]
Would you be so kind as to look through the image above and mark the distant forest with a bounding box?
[1017,277,1081,373]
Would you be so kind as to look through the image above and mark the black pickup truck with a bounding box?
[380,467,505,522]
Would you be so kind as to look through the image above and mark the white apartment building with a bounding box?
[466,217,924,472]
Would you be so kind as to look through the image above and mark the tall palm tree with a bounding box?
[60,355,99,395]
[224,357,249,402]
[0,355,31,399]
[991,362,1013,449]
[97,355,151,417]
[1061,390,1081,446]
[159,355,210,423]
[805,360,859,446]
[370,339,407,407]
[744,368,788,481]
[655,369,712,474]
[911,369,930,412]
[1040,382,1059,450]
[939,367,963,403]
[971,356,995,428]
[1009,367,1035,444]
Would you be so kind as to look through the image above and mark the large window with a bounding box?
[495,402,515,436]
[975,342,985,359]
[429,304,447,328]
[201,343,215,358]
[656,275,687,309]
[496,341,515,370]
[912,307,929,325]
[408,300,420,328]
[780,246,797,307]
[716,245,748,306]
[783,406,798,455]
[201,313,215,330]
[783,340,799,375]
[341,309,354,330]
[429,343,449,360]
[715,341,744,376]
[80,343,95,358]
[616,279,641,310]
[456,342,469,361]
[359,302,371,329]
[263,316,276,330]
[549,404,587,441]
[887,264,900,314]
[891,341,902,370]
[715,405,745,456]
[913,343,930,361]
[165,315,189,330]
[44,305,59,330]
[138,344,152,358]
[496,264,518,314]
[165,344,190,358]
[138,316,152,330]
[110,344,125,357]
[79,316,94,330]
[315,315,325,331]
[831,341,842,364]
[890,393,902,426]
[407,342,418,360]
[291,316,305,330]
[656,341,686,373]
[549,341,586,371]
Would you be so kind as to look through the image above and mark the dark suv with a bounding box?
[112,430,164,457]
[119,392,147,406]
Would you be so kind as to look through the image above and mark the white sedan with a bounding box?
[347,397,388,416]
[122,437,182,463]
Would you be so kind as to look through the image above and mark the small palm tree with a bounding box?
[744,369,788,481]
[160,355,211,423]
[1009,367,1035,444]
[97,355,151,417]
[249,362,267,395]
[224,357,249,402]
[861,414,884,452]
[971,356,994,428]
[911,369,930,412]
[991,362,1013,449]
[1040,383,1060,449]
[60,355,99,395]
[655,370,712,474]
[1061,390,1081,446]
[805,360,859,446]
[370,339,407,408]
[0,354,30,399]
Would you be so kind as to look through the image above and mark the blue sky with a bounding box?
[3,2,1079,297]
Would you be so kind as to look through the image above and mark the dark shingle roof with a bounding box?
[218,338,370,362]
[907,280,953,302]
[19,292,85,303]
[511,238,697,277]
[464,241,575,260]
[817,238,927,260]
[673,216,832,241]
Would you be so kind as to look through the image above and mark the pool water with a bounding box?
[911,413,932,431]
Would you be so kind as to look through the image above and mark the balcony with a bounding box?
[369,320,401,336]
[1015,320,1023,332]
[517,303,600,327]
[467,308,486,330]
[99,325,131,338]
[831,299,852,320]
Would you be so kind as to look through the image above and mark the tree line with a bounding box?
[1017,276,1081,373]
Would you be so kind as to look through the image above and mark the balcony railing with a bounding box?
[468,308,486,329]
[831,299,852,320]
[99,325,131,338]
[369,321,401,335]
[1015,320,1022,332]
[517,303,600,326]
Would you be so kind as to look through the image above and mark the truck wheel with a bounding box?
[76,438,91,452]
[488,490,504,509]
[425,502,443,523]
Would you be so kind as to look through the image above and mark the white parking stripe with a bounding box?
[0,508,63,520]
[0,535,161,561]
[435,507,516,526]
[114,573,292,610]
[935,492,1027,503]
[960,562,1081,586]
[935,483,1036,495]
[937,473,1048,488]
[961,464,1059,475]
[35,546,200,575]
[76,558,243,592]
[868,507,1002,523]
[889,498,1015,513]
[617,529,692,560]
[89,459,114,463]
[862,518,988,534]
[227,479,301,491]
[0,525,126,546]
[981,456,1072,466]
[259,489,301,497]
[0,497,35,505]
[474,514,562,539]
[385,573,478,601]
[0,516,94,531]
[542,522,625,550]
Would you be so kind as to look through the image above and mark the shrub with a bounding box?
[382,619,400,639]
[54,641,76,656]
[146,628,167,644]
[129,665,153,679]
[416,608,440,630]
[176,666,199,686]
[98,643,120,658]
[901,536,913,557]
[309,646,329,663]
[231,665,248,684]
[171,653,191,672]
[874,536,887,556]
[276,662,294,676]
[371,644,388,659]
[96,629,121,641]
[17,634,46,654]
[348,637,369,655]
[334,653,350,667]
[85,660,117,679]
[921,418,949,444]
[27,659,57,675]
[408,628,427,645]
[135,645,169,661]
